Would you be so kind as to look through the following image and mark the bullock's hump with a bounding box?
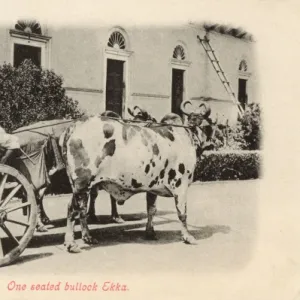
[160,113,183,125]
[100,111,122,119]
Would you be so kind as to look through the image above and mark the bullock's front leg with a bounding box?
[111,196,125,224]
[174,193,197,245]
[87,185,100,224]
[77,191,98,245]
[64,191,98,253]
[64,196,81,253]
[145,193,158,240]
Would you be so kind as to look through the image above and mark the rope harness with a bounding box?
[9,114,214,166]
[11,116,200,134]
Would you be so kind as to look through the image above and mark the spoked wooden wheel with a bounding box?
[0,164,37,267]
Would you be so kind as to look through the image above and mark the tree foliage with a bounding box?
[0,59,83,132]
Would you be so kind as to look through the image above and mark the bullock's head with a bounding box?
[180,100,215,154]
[128,106,157,123]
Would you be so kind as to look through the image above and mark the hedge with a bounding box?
[47,150,261,195]
[194,150,261,182]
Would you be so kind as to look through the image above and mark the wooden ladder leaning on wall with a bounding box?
[197,34,244,118]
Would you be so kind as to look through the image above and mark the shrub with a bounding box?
[0,59,83,132]
[212,103,262,151]
[238,103,261,150]
[194,150,261,181]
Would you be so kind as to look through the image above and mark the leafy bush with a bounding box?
[0,59,83,132]
[194,150,261,181]
[212,103,262,151]
[238,103,261,150]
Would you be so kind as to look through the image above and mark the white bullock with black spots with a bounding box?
[87,107,158,224]
[61,101,214,253]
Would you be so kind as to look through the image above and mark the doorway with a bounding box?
[105,59,125,116]
[238,78,248,110]
[14,43,41,68]
[171,68,185,116]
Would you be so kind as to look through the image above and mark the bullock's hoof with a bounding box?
[145,230,158,241]
[36,224,48,232]
[111,216,125,224]
[82,236,99,245]
[65,242,81,253]
[182,234,198,245]
[117,200,125,206]
[87,214,100,224]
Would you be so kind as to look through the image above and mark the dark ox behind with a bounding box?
[61,104,211,253]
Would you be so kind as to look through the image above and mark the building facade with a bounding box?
[0,21,257,124]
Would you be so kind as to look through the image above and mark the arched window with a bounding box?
[239,59,248,72]
[172,45,186,60]
[10,19,50,68]
[15,19,42,35]
[107,31,126,50]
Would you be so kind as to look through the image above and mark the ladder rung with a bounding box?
[198,34,242,114]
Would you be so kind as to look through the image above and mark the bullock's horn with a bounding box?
[180,101,192,116]
[199,101,211,118]
[128,107,135,117]
[133,106,143,113]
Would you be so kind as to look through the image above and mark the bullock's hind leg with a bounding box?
[36,188,49,233]
[39,187,51,225]
[174,193,197,245]
[145,193,158,240]
[111,196,125,224]
[36,201,48,232]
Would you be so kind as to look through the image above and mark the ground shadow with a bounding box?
[49,210,173,228]
[28,219,172,248]
[85,224,231,249]
[28,217,231,249]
